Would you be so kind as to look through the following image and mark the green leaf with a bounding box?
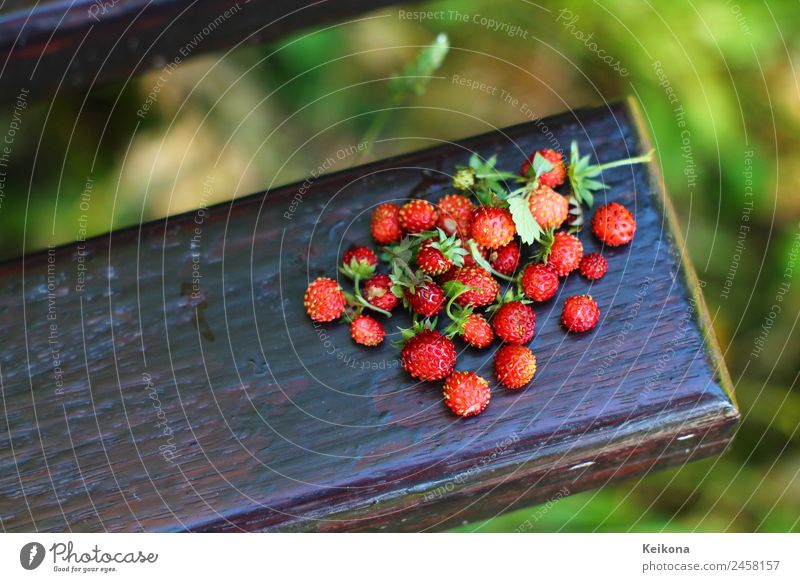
[508,196,542,245]
[531,152,554,177]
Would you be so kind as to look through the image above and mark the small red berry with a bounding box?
[443,371,491,417]
[304,277,346,322]
[546,231,583,277]
[520,263,559,302]
[579,253,608,280]
[561,295,600,333]
[470,207,516,249]
[350,315,385,346]
[528,185,569,230]
[416,242,452,276]
[342,246,377,269]
[489,241,520,276]
[462,313,494,348]
[449,266,500,308]
[437,194,475,238]
[494,345,537,390]
[405,280,446,317]
[363,273,399,312]
[521,148,566,187]
[592,202,636,246]
[401,330,457,381]
[492,302,535,345]
[399,199,438,233]
[371,203,404,245]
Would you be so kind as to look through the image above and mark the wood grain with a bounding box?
[0,0,412,105]
[0,100,738,532]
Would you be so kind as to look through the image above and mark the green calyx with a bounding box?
[568,140,654,207]
[393,317,438,348]
[531,228,556,264]
[423,228,469,268]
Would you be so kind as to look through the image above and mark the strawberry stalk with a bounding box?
[467,239,515,282]
[346,273,392,318]
[569,140,654,207]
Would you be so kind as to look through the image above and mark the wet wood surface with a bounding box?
[0,100,738,532]
[0,0,411,105]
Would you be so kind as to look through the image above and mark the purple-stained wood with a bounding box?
[0,100,737,532]
[0,0,412,105]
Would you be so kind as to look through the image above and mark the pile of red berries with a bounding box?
[304,142,651,418]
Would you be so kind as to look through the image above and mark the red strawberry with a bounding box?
[494,345,537,389]
[561,295,600,333]
[350,315,385,346]
[363,273,399,312]
[304,277,346,322]
[449,266,500,308]
[401,330,456,381]
[342,246,377,269]
[416,242,451,276]
[437,194,475,238]
[405,280,446,317]
[492,301,535,345]
[591,202,636,246]
[470,207,516,249]
[521,148,566,187]
[489,241,520,276]
[520,263,559,302]
[528,185,569,230]
[545,231,583,277]
[462,313,494,348]
[579,253,608,280]
[371,203,404,245]
[443,371,491,417]
[399,199,438,233]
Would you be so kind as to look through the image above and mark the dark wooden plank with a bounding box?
[0,99,737,532]
[0,0,411,105]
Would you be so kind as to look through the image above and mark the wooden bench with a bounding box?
[0,98,737,532]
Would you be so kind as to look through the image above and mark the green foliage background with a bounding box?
[1,0,797,531]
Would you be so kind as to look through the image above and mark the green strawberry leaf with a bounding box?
[508,196,543,245]
[531,152,554,178]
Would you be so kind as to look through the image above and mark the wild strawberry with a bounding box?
[520,263,559,302]
[404,280,446,317]
[521,148,566,187]
[592,202,636,246]
[399,199,438,233]
[491,301,535,345]
[489,241,520,276]
[304,277,346,322]
[494,345,537,389]
[342,246,377,269]
[543,231,583,277]
[528,185,569,230]
[579,253,608,280]
[416,242,451,276]
[470,207,516,249]
[371,203,404,245]
[443,371,491,417]
[436,194,475,238]
[561,295,600,333]
[350,315,385,346]
[401,329,457,381]
[363,273,399,312]
[448,266,500,308]
[461,313,494,348]
[415,230,468,276]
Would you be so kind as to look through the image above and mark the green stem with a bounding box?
[382,246,421,286]
[351,273,392,318]
[468,240,516,282]
[588,149,654,173]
